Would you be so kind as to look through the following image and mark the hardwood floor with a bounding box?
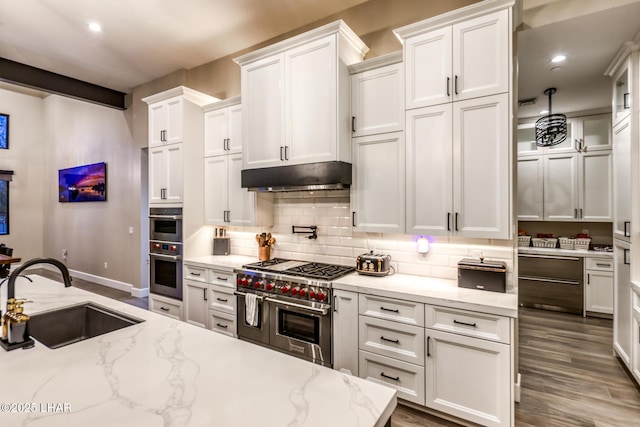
[25,270,640,426]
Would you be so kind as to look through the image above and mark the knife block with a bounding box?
[213,238,230,256]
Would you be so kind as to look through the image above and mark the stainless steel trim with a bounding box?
[265,297,329,315]
[519,275,580,286]
[234,291,264,300]
[149,214,183,220]
[149,253,181,261]
[519,254,580,262]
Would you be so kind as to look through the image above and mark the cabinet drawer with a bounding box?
[425,306,510,344]
[359,316,425,366]
[209,310,236,337]
[209,284,236,314]
[209,269,234,287]
[359,350,425,405]
[150,296,183,320]
[184,264,208,283]
[359,294,424,327]
[585,257,614,272]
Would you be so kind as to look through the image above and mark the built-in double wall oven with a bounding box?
[149,207,183,300]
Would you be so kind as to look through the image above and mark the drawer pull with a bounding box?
[217,276,228,281]
[380,372,400,382]
[216,298,228,303]
[160,306,170,312]
[453,319,477,328]
[190,272,201,276]
[380,306,399,313]
[380,336,400,344]
[596,263,611,268]
[216,323,228,329]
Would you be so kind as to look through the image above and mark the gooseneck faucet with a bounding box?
[6,257,72,300]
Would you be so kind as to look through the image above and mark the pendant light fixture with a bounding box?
[535,87,567,147]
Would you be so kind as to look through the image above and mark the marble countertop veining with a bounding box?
[0,275,396,427]
[333,272,518,318]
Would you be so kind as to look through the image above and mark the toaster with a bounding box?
[356,251,391,276]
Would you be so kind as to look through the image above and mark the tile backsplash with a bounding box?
[223,190,516,288]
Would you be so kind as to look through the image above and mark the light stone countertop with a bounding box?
[184,255,257,272]
[518,247,613,259]
[333,272,518,318]
[0,275,396,427]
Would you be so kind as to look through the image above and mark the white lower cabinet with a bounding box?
[614,240,632,367]
[584,257,614,315]
[632,289,640,384]
[209,311,236,337]
[359,350,426,405]
[424,329,510,427]
[185,280,208,328]
[359,316,425,365]
[333,289,359,376]
[150,293,183,320]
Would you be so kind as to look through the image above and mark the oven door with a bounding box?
[268,298,332,367]
[236,291,270,345]
[150,253,183,300]
[150,215,182,242]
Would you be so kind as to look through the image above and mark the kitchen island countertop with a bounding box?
[0,275,396,427]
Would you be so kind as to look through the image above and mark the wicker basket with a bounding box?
[518,235,531,247]
[558,237,575,250]
[531,237,558,248]
[574,238,591,251]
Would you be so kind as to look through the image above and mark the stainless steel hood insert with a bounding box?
[241,161,352,192]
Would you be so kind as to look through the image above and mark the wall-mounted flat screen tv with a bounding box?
[58,162,107,203]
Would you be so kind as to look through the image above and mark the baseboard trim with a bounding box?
[39,264,148,297]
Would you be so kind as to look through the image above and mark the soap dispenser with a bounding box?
[7,300,30,344]
[1,298,16,340]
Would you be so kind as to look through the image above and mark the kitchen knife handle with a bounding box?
[446,77,450,97]
[351,116,356,133]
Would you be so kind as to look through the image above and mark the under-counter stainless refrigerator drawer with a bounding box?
[518,254,584,314]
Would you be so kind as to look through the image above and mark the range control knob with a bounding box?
[317,292,326,302]
[309,290,316,299]
[236,277,243,286]
[298,288,307,298]
[254,280,262,289]
[290,287,298,296]
[281,285,289,294]
[265,282,274,291]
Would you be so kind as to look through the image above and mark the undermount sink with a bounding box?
[28,302,144,349]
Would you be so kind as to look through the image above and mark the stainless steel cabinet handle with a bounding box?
[149,214,183,220]
[519,275,580,286]
[380,372,400,382]
[234,291,264,300]
[265,297,328,315]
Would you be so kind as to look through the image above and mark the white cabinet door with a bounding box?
[149,144,183,205]
[165,97,184,144]
[242,54,284,169]
[333,290,359,376]
[614,240,632,367]
[351,62,404,137]
[613,119,631,240]
[425,329,510,427]
[227,103,243,154]
[185,280,208,328]
[351,132,405,233]
[285,35,337,165]
[579,114,612,152]
[405,26,452,109]
[632,307,640,383]
[543,152,578,221]
[204,108,229,157]
[452,9,509,102]
[579,150,612,222]
[204,156,228,225]
[149,102,167,147]
[517,155,544,221]
[585,270,613,314]
[453,93,510,239]
[612,58,631,127]
[406,104,453,235]
[227,153,255,226]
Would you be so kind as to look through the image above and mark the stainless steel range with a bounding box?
[234,258,355,367]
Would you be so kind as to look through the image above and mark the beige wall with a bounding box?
[0,88,45,260]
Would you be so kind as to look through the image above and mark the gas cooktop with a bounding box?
[243,258,355,281]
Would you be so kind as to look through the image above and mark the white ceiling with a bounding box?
[1,0,640,119]
[517,1,640,119]
[0,0,368,92]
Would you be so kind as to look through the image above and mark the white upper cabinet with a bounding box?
[401,8,509,110]
[407,94,510,239]
[351,132,405,233]
[235,21,368,170]
[350,57,404,137]
[517,155,544,221]
[611,57,631,127]
[149,96,183,147]
[149,143,183,205]
[204,98,242,157]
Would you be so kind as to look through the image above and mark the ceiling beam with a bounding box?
[0,57,126,110]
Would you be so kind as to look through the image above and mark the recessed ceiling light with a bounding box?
[551,55,566,63]
[88,22,102,32]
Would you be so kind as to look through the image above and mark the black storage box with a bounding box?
[457,258,506,293]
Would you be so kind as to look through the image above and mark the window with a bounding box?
[0,180,8,235]
[0,113,8,149]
